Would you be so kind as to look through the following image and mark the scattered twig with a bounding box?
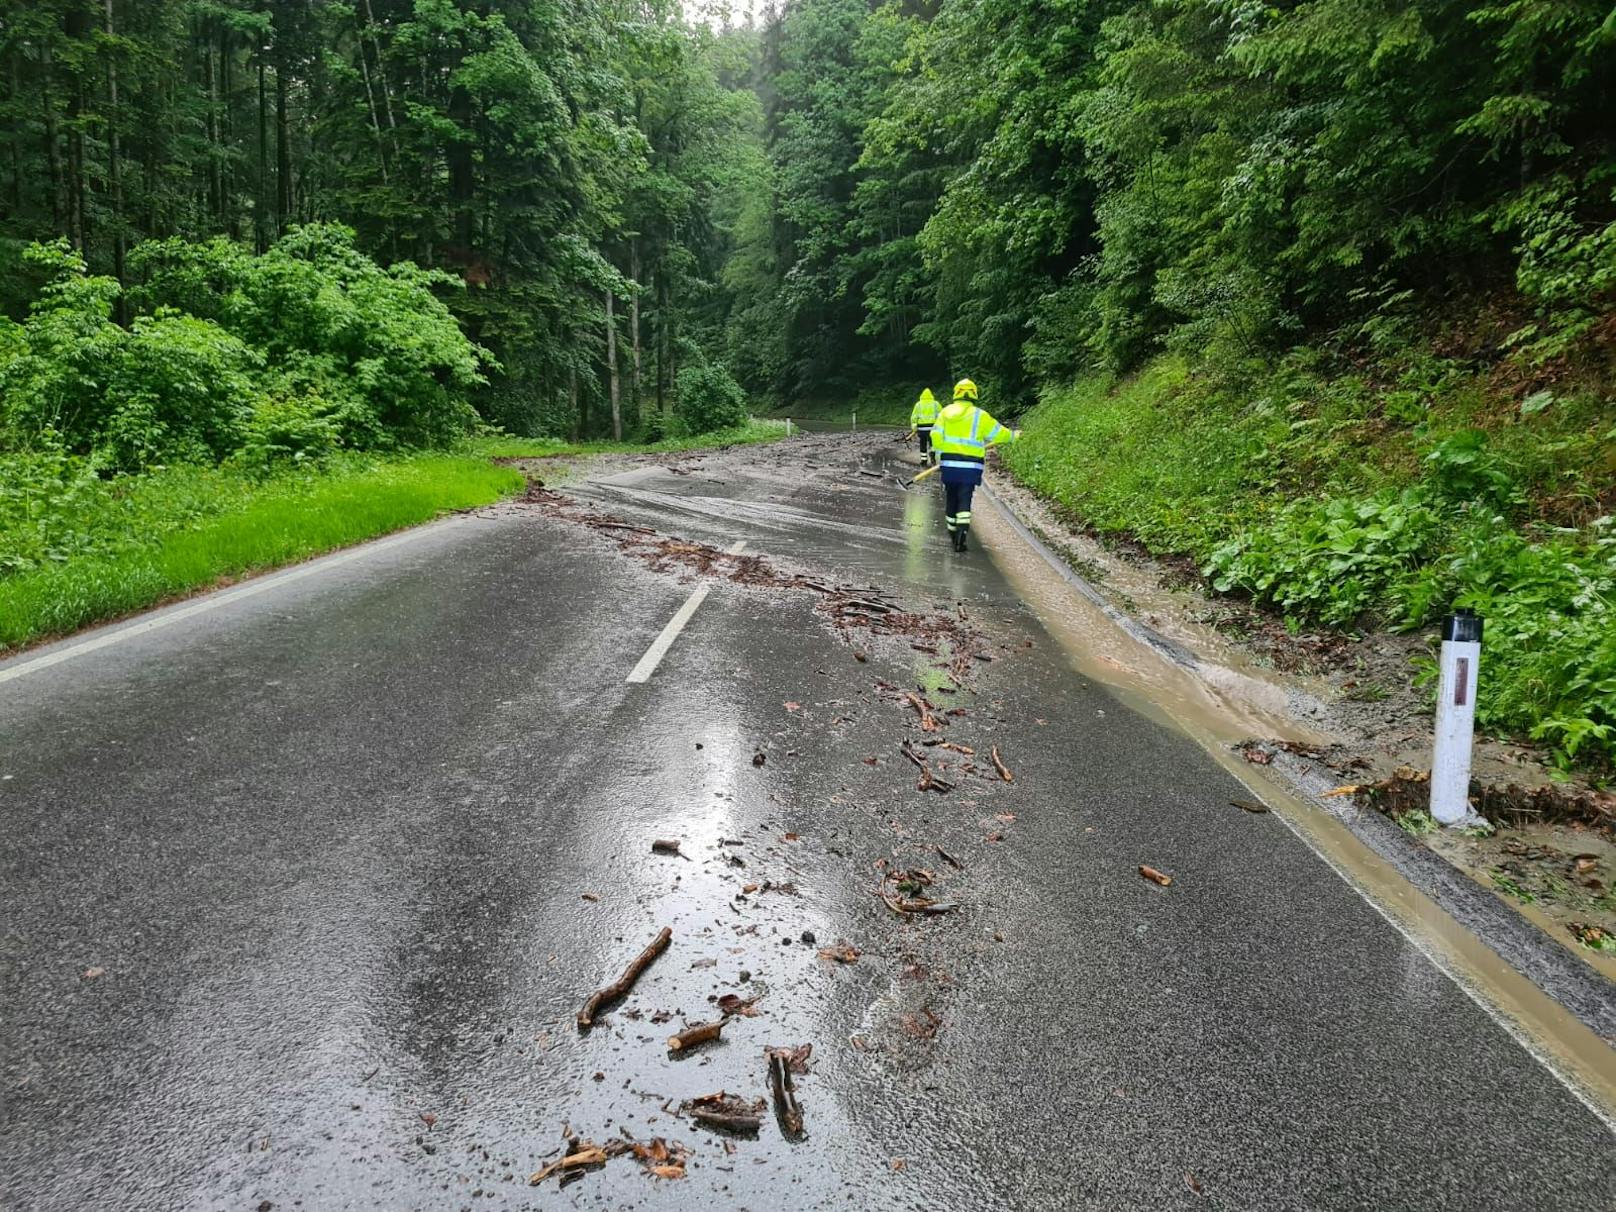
[530,1145,610,1185]
[668,1020,725,1052]
[1231,799,1270,814]
[578,927,672,1029]
[1139,865,1173,887]
[903,691,943,732]
[989,745,1015,784]
[766,1050,805,1137]
[935,846,963,870]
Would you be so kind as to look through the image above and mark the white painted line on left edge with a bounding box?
[0,519,462,687]
[626,541,747,684]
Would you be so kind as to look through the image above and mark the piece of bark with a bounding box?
[1139,865,1173,887]
[1231,799,1270,814]
[690,1108,762,1135]
[816,941,860,964]
[767,1052,804,1137]
[935,846,963,870]
[685,1093,766,1136]
[651,839,681,855]
[989,746,1014,784]
[578,927,672,1029]
[668,1020,724,1052]
[530,1146,608,1185]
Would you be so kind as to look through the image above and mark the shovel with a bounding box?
[900,463,940,489]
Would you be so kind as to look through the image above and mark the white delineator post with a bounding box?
[785,417,792,437]
[852,411,857,433]
[1431,608,1483,826]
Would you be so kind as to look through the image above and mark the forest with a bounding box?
[1,0,1613,765]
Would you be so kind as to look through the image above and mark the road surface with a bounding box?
[2,433,1612,1210]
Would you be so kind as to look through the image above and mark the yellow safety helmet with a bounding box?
[918,388,936,403]
[953,378,978,402]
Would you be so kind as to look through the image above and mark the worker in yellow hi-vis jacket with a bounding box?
[929,378,1018,552]
[909,388,940,464]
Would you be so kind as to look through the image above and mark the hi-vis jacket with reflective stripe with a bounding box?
[929,401,1016,467]
[910,389,940,428]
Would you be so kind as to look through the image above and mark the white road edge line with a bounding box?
[626,540,747,684]
[0,518,463,687]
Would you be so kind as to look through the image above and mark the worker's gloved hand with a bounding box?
[1013,429,1023,440]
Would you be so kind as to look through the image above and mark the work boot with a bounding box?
[957,526,970,553]
[950,529,963,552]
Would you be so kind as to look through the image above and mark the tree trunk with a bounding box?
[353,13,389,183]
[256,55,269,249]
[655,269,669,417]
[41,51,65,232]
[275,38,292,230]
[606,288,621,441]
[630,238,643,419]
[568,363,580,442]
[448,81,475,251]
[105,0,127,313]
[361,0,398,156]
[204,28,222,221]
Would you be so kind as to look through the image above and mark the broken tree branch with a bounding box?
[767,1052,804,1137]
[668,1020,725,1052]
[578,927,672,1029]
[990,746,1015,784]
[530,1146,609,1185]
[903,691,942,732]
[1139,865,1173,887]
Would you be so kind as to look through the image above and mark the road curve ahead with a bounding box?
[2,433,1612,1211]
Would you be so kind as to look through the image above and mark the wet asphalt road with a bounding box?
[2,433,1612,1212]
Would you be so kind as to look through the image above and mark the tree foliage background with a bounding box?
[0,0,771,453]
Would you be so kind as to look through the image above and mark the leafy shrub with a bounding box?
[1205,489,1446,626]
[0,244,262,470]
[101,311,262,470]
[129,225,490,449]
[1423,429,1521,512]
[1420,521,1616,770]
[235,394,342,472]
[675,363,748,434]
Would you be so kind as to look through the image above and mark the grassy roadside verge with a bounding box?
[1003,354,1616,772]
[0,454,523,654]
[0,421,793,656]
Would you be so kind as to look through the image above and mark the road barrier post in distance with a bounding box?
[852,411,857,433]
[785,417,792,437]
[1431,608,1483,826]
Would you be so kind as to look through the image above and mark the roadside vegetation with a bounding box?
[1005,349,1616,771]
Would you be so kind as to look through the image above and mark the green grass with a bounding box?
[470,418,790,460]
[0,454,523,653]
